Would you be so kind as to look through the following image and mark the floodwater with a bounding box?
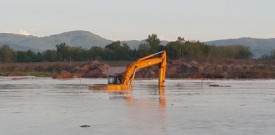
[0,77,275,135]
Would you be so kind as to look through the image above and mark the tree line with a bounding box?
[260,50,275,60]
[0,34,253,63]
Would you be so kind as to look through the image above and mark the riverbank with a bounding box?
[1,59,275,79]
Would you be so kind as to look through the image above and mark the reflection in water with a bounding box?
[122,87,167,133]
[91,87,168,132]
[159,87,166,107]
[92,87,167,108]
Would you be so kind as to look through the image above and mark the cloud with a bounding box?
[18,29,31,36]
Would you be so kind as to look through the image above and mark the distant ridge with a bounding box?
[0,30,274,57]
[205,37,275,57]
[0,30,113,51]
[0,30,167,51]
[42,31,113,49]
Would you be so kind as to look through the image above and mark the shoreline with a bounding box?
[1,60,275,79]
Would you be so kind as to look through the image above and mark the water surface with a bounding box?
[0,77,275,135]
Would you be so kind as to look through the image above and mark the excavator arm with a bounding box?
[90,51,167,91]
[122,51,167,87]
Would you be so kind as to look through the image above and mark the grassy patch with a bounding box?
[20,71,59,77]
[0,72,9,76]
[0,71,59,77]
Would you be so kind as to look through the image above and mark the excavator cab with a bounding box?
[108,74,123,84]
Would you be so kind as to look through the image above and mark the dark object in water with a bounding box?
[209,84,231,87]
[209,84,219,87]
[80,125,91,128]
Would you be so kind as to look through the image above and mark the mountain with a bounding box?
[205,38,275,58]
[40,31,113,50]
[0,30,113,51]
[1,31,274,57]
[0,30,170,51]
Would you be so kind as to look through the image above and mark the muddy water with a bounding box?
[0,77,275,135]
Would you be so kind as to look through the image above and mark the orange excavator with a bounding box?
[90,50,167,91]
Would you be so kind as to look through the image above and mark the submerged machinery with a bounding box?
[90,51,167,91]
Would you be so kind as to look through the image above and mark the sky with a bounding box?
[0,0,274,41]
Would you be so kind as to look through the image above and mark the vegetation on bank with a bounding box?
[260,50,275,60]
[0,71,58,77]
[0,34,255,63]
[1,60,275,79]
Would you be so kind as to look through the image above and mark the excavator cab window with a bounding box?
[108,75,123,84]
[116,75,122,84]
[108,76,115,84]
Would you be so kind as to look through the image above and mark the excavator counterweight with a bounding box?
[90,51,167,91]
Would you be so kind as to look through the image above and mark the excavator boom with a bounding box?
[91,51,167,91]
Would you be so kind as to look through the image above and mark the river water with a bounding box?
[0,77,275,135]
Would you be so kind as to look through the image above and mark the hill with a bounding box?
[1,31,274,57]
[205,38,275,58]
[0,34,41,51]
[0,30,113,51]
[0,31,168,51]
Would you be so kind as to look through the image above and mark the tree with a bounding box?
[69,46,87,61]
[260,49,275,60]
[104,41,132,60]
[89,46,104,60]
[166,41,183,59]
[0,45,15,63]
[16,51,27,62]
[56,43,69,61]
[36,52,43,62]
[43,50,57,62]
[105,41,121,50]
[137,43,151,57]
[271,50,275,59]
[119,43,132,60]
[177,37,185,43]
[234,45,253,59]
[25,50,36,62]
[145,34,161,53]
